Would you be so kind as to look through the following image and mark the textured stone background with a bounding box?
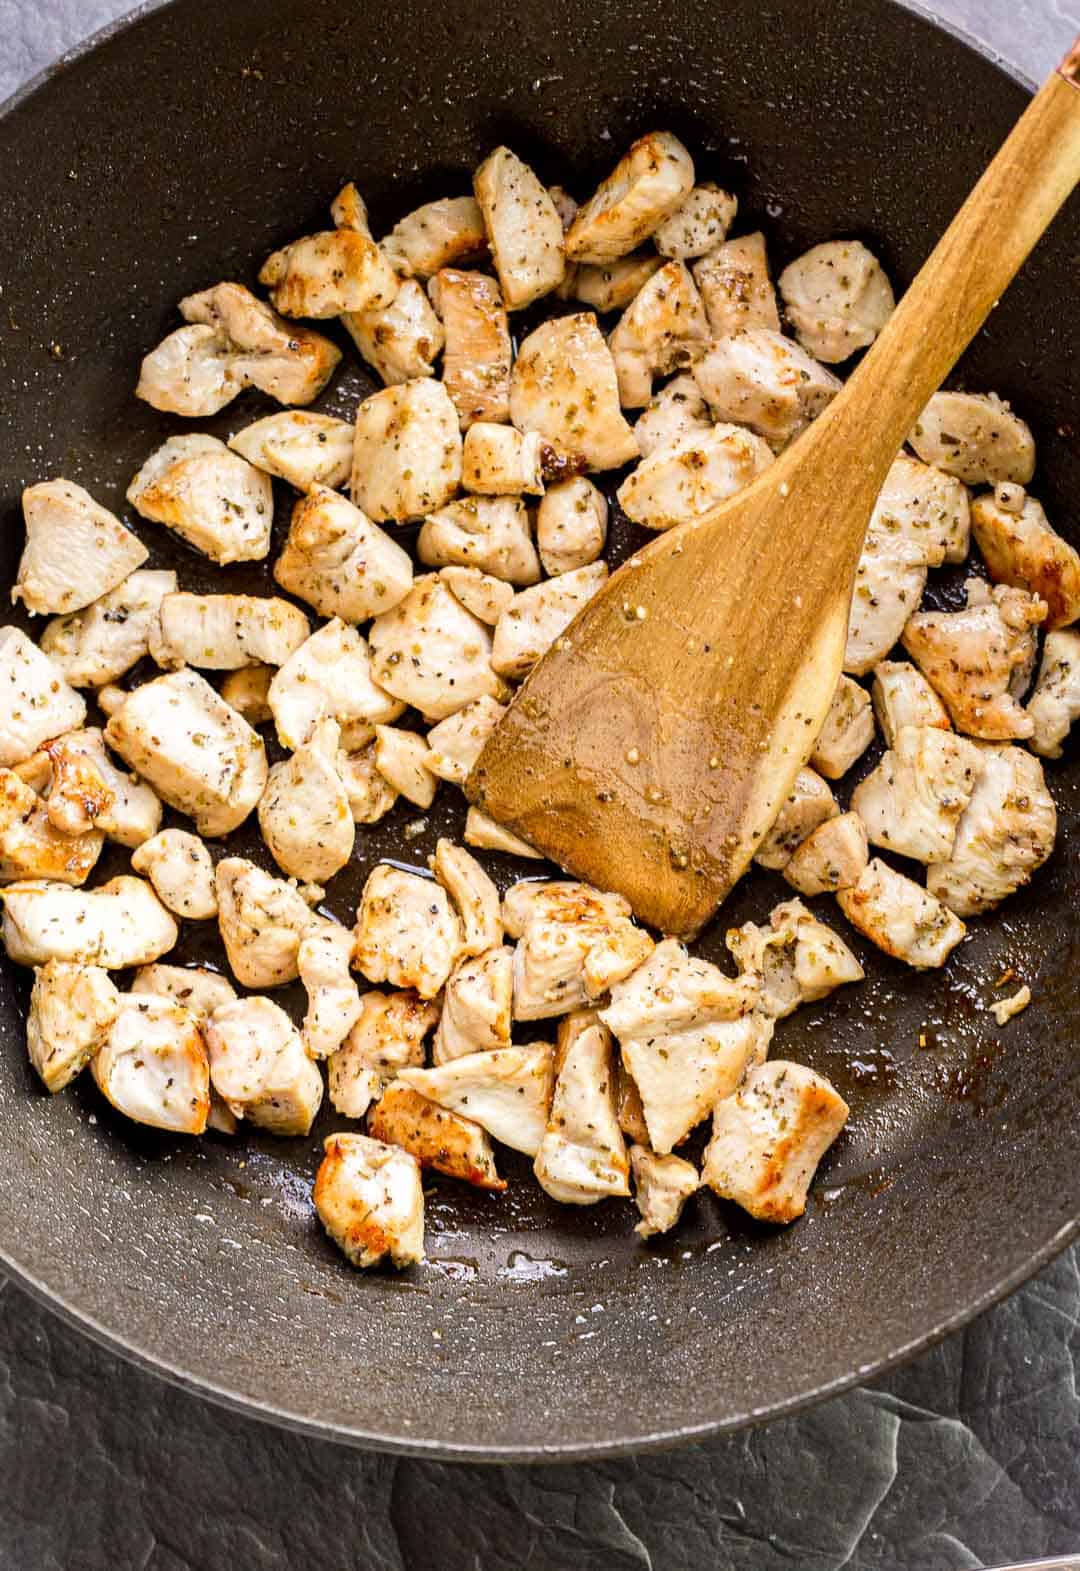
[1,2,1079,1568]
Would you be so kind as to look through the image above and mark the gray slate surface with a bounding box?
[1,2,1079,1568]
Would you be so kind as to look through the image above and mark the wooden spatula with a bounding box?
[468,39,1080,939]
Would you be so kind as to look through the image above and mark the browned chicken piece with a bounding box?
[34,728,161,849]
[926,745,1056,917]
[205,996,323,1136]
[564,253,665,313]
[228,412,354,492]
[1027,630,1080,758]
[130,964,237,1021]
[536,477,609,576]
[26,959,120,1092]
[150,592,311,672]
[327,988,439,1118]
[214,856,319,989]
[418,495,541,584]
[221,666,274,727]
[0,629,86,768]
[400,1041,555,1156]
[778,240,894,363]
[273,486,414,624]
[851,725,984,863]
[343,278,445,387]
[459,424,548,498]
[432,839,502,956]
[509,314,639,473]
[534,1013,630,1204]
[433,944,513,1063]
[653,184,738,260]
[131,829,218,918]
[93,994,210,1135]
[425,696,508,785]
[843,532,929,677]
[380,196,488,278]
[40,569,176,690]
[692,232,780,337]
[609,260,710,407]
[633,374,712,459]
[369,575,508,720]
[269,619,403,751]
[372,726,437,809]
[351,378,463,523]
[909,391,1035,485]
[510,886,653,1021]
[971,486,1080,629]
[259,228,398,318]
[297,922,362,1061]
[754,766,839,871]
[354,864,463,998]
[314,1133,424,1269]
[463,806,544,859]
[127,434,274,566]
[617,424,773,532]
[501,878,632,938]
[491,563,609,680]
[871,660,952,747]
[430,269,512,426]
[259,719,355,883]
[369,1083,506,1191]
[837,858,965,968]
[630,1145,699,1238]
[869,454,971,566]
[330,181,371,234]
[0,876,178,968]
[134,324,241,419]
[693,328,842,450]
[0,769,103,886]
[440,566,516,625]
[473,147,566,308]
[564,132,695,264]
[336,741,398,825]
[177,282,342,405]
[810,676,875,780]
[15,481,148,617]
[782,811,870,897]
[727,898,864,1018]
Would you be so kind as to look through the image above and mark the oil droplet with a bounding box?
[499,1251,569,1283]
[625,747,640,765]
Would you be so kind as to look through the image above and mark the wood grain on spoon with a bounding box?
[468,41,1080,939]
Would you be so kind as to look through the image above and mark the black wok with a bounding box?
[0,0,1077,1462]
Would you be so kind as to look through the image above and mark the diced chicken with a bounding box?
[354,864,462,998]
[565,252,665,312]
[837,858,966,968]
[430,268,512,425]
[565,132,695,264]
[754,766,839,871]
[783,811,869,897]
[135,323,241,418]
[399,1040,555,1155]
[314,1133,424,1269]
[909,391,1035,485]
[872,660,952,747]
[726,898,864,1018]
[127,435,274,566]
[131,829,217,918]
[926,745,1056,916]
[703,1061,849,1224]
[598,938,768,1152]
[327,988,438,1118]
[0,629,87,767]
[459,425,547,498]
[205,996,323,1136]
[633,373,712,459]
[337,740,398,824]
[369,575,507,720]
[273,486,414,624]
[440,566,516,624]
[177,281,342,405]
[989,985,1031,1026]
[617,423,773,532]
[259,228,398,318]
[0,769,102,885]
[151,593,310,672]
[297,922,362,1060]
[630,1145,699,1238]
[501,878,632,937]
[26,959,120,1092]
[370,1083,506,1191]
[269,619,402,752]
[259,719,354,882]
[214,856,318,988]
[851,725,983,863]
[534,1013,630,1204]
[692,232,780,337]
[130,963,237,1020]
[491,562,608,679]
[870,455,971,567]
[227,411,354,492]
[1027,630,1080,758]
[40,570,176,689]
[473,147,565,309]
[844,531,928,676]
[38,728,162,848]
[330,181,372,234]
[373,725,437,808]
[971,488,1080,629]
[693,329,842,449]
[609,260,710,407]
[810,676,875,779]
[902,580,1047,740]
[778,240,894,363]
[92,995,210,1134]
[509,314,639,473]
[418,495,541,584]
[15,482,148,617]
[425,696,507,785]
[221,666,273,726]
[536,477,608,576]
[432,838,501,956]
[616,1060,650,1145]
[380,196,488,278]
[464,805,543,858]
[580,922,655,997]
[105,669,266,837]
[351,378,463,523]
[653,183,737,260]
[343,278,445,387]
[433,944,513,1063]
[0,876,177,967]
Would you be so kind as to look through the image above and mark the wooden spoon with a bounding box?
[467,39,1080,939]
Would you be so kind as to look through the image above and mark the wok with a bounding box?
[0,0,1077,1463]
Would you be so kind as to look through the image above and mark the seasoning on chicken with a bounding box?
[629,1145,699,1238]
[399,1040,555,1156]
[0,876,178,968]
[205,996,323,1136]
[870,454,972,566]
[509,314,639,473]
[26,959,120,1092]
[259,228,398,318]
[151,592,311,672]
[0,769,102,885]
[428,840,499,959]
[269,618,402,753]
[40,570,176,689]
[177,281,342,405]
[379,195,488,278]
[430,268,512,426]
[127,435,274,565]
[564,132,695,264]
[351,378,463,523]
[337,739,399,824]
[692,232,780,337]
[131,829,218,918]
[753,766,839,870]
[418,495,541,583]
[1027,630,1080,758]
[536,477,608,576]
[327,989,438,1118]
[369,1084,506,1191]
[909,391,1035,485]
[92,994,210,1135]
[15,481,148,617]
[836,858,966,968]
[314,1133,425,1269]
[778,240,894,363]
[534,1013,630,1204]
[727,898,864,1018]
[130,963,237,1020]
[459,425,547,499]
[926,745,1056,916]
[354,864,463,999]
[653,183,737,260]
[0,628,87,767]
[843,532,928,677]
[633,374,712,459]
[135,323,242,419]
[616,424,773,532]
[851,725,982,863]
[609,260,710,407]
[871,659,952,747]
[501,878,632,937]
[472,147,566,309]
[214,856,318,988]
[273,486,415,624]
[433,944,514,1062]
[440,566,516,624]
[369,725,434,809]
[227,412,354,492]
[782,811,869,897]
[809,675,875,780]
[693,328,842,449]
[703,1061,849,1224]
[343,278,445,387]
[297,922,362,1060]
[491,562,608,680]
[37,728,162,847]
[425,696,507,785]
[565,253,665,312]
[259,719,355,883]
[971,487,1080,629]
[369,574,507,720]
[464,806,544,859]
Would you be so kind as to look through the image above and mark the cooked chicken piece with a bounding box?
[926,744,1056,916]
[378,196,486,278]
[851,725,982,863]
[844,531,929,676]
[39,728,161,847]
[0,876,177,967]
[778,240,894,363]
[617,423,773,532]
[703,1060,849,1224]
[214,856,318,988]
[473,147,566,309]
[372,725,436,809]
[909,391,1035,485]
[0,770,102,885]
[273,486,414,624]
[509,314,639,473]
[692,232,780,337]
[632,373,712,459]
[430,269,511,426]
[425,696,507,785]
[370,1083,506,1191]
[433,944,513,1063]
[336,740,399,824]
[296,922,362,1060]
[131,829,217,918]
[131,963,236,1020]
[259,719,354,882]
[630,1145,699,1238]
[754,766,839,871]
[872,660,952,747]
[400,1040,555,1155]
[369,575,507,720]
[92,995,210,1134]
[418,495,541,584]
[1027,630,1080,758]
[837,858,966,968]
[127,435,273,566]
[205,996,323,1135]
[440,566,516,625]
[599,939,769,1153]
[458,426,545,499]
[94,685,127,717]
[178,281,342,405]
[327,988,438,1117]
[565,132,695,263]
[351,378,463,523]
[782,811,869,897]
[221,665,274,727]
[971,488,1080,629]
[565,252,665,312]
[989,984,1031,1026]
[135,323,241,418]
[535,477,608,577]
[534,1013,630,1204]
[651,183,737,261]
[105,670,266,837]
[15,481,148,618]
[810,676,875,779]
[269,619,402,753]
[151,593,311,672]
[259,229,398,318]
[343,278,445,387]
[582,923,656,998]
[315,1132,424,1269]
[432,839,501,956]
[616,1060,650,1145]
[694,329,842,450]
[501,878,631,937]
[40,570,175,689]
[464,806,543,858]
[870,454,971,567]
[354,864,462,998]
[727,898,864,1018]
[609,261,710,407]
[227,411,354,492]
[491,562,608,679]
[0,628,87,767]
[26,959,120,1092]
[902,580,1046,740]
[331,181,372,233]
